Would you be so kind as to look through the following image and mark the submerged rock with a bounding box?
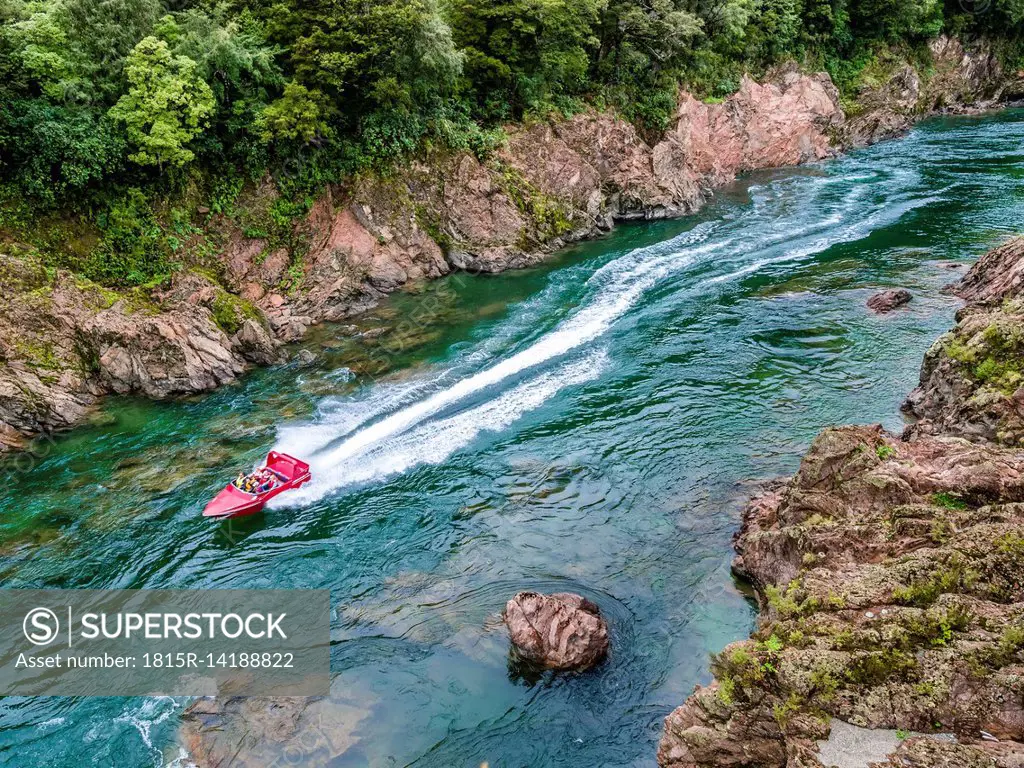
[867,288,912,313]
[232,318,282,366]
[179,695,367,767]
[504,591,609,670]
[292,348,317,367]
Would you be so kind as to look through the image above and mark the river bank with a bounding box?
[658,238,1024,767]
[1,36,1017,455]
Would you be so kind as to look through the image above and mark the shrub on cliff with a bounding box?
[83,189,169,287]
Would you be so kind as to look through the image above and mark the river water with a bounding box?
[2,110,1024,767]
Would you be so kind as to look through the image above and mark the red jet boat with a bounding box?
[203,452,311,519]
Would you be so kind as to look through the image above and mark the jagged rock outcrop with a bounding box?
[659,425,1024,768]
[923,35,1008,110]
[956,236,1024,304]
[904,237,1024,446]
[669,68,842,186]
[842,36,1012,148]
[0,252,281,449]
[504,591,609,670]
[843,65,923,148]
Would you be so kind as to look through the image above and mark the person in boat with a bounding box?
[230,468,278,494]
[233,471,261,493]
[256,469,277,493]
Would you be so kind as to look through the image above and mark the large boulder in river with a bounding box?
[867,288,912,313]
[503,591,609,670]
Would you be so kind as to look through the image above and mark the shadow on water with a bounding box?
[209,514,268,549]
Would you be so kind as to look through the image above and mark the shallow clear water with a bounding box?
[3,110,1024,767]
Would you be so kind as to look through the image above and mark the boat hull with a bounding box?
[203,452,311,519]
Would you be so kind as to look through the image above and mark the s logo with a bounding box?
[23,608,60,646]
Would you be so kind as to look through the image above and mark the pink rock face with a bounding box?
[954,236,1024,305]
[503,591,609,670]
[669,71,843,186]
[296,199,448,321]
[502,122,602,215]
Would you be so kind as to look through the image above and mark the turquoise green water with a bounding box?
[3,110,1024,766]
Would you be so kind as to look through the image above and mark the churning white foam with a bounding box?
[702,186,937,287]
[276,350,609,503]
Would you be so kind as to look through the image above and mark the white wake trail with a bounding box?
[271,223,728,497]
[702,186,936,287]
[276,351,609,503]
[316,232,722,465]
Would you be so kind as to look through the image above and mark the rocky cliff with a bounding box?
[0,254,280,452]
[904,237,1024,447]
[841,36,1018,147]
[0,36,1015,453]
[657,237,1024,768]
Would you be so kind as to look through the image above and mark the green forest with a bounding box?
[1,0,1022,286]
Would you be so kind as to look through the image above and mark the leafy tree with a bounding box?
[55,0,163,105]
[593,0,703,128]
[5,4,71,99]
[699,0,758,40]
[752,0,804,59]
[250,0,462,162]
[0,100,125,202]
[108,36,214,170]
[258,81,324,142]
[802,0,852,50]
[848,0,943,40]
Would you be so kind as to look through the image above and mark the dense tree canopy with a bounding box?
[0,0,1022,215]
